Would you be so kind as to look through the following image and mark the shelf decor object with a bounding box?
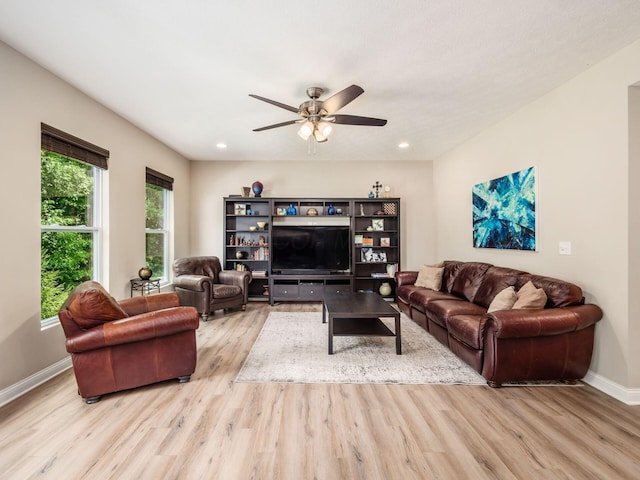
[252,181,264,197]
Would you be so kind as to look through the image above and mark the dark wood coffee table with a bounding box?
[322,292,401,355]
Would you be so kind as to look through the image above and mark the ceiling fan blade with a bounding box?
[330,114,387,126]
[322,85,364,114]
[249,94,299,113]
[252,120,299,132]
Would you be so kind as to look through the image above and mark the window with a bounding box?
[40,124,108,325]
[145,168,173,283]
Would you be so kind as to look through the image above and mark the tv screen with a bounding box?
[271,226,350,274]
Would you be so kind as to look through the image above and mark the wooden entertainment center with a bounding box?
[223,197,400,304]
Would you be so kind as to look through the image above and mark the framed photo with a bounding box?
[380,237,390,247]
[234,203,247,215]
[372,250,387,262]
[361,248,374,262]
[372,219,384,231]
[362,237,374,247]
[354,234,363,245]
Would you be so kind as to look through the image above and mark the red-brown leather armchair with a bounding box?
[172,256,251,320]
[58,281,200,404]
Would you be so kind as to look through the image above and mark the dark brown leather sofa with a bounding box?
[58,281,200,403]
[396,261,603,387]
[172,256,251,320]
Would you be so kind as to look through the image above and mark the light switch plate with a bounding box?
[559,241,572,255]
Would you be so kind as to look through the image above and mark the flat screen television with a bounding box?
[271,225,351,274]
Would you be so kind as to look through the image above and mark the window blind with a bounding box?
[41,123,109,169]
[146,167,174,191]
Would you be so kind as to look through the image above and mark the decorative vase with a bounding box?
[327,204,336,215]
[138,267,152,280]
[236,251,247,259]
[379,282,392,296]
[252,181,263,197]
[286,203,297,215]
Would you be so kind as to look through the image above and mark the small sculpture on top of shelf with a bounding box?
[138,267,152,280]
[286,203,297,215]
[368,191,375,198]
[372,181,382,198]
[252,181,264,197]
[327,204,336,215]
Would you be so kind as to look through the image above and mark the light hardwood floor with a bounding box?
[1,302,639,479]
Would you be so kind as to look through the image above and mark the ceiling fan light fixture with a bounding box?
[317,121,333,137]
[298,121,314,139]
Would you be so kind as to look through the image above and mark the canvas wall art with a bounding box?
[472,166,536,250]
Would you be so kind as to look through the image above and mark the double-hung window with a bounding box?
[40,124,108,326]
[145,168,173,283]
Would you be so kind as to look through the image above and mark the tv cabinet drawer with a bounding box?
[299,284,324,300]
[272,285,299,298]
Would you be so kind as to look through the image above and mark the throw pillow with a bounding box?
[513,281,548,309]
[66,281,128,330]
[415,265,444,291]
[487,286,518,313]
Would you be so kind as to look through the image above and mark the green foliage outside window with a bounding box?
[145,184,166,279]
[41,151,95,319]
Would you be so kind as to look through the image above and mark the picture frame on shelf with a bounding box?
[380,237,390,247]
[372,218,384,231]
[361,248,387,263]
[234,203,247,215]
[354,234,363,245]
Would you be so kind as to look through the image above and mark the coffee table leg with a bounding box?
[322,302,327,324]
[328,315,334,354]
[395,313,401,354]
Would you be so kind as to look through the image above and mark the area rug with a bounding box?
[235,311,486,385]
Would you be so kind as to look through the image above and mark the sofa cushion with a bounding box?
[516,274,583,308]
[409,288,462,313]
[473,266,525,308]
[414,265,444,290]
[442,261,464,293]
[450,262,492,302]
[426,299,487,329]
[513,281,547,309]
[487,286,518,313]
[447,314,487,350]
[65,281,128,330]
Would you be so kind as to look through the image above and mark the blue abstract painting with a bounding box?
[472,166,536,250]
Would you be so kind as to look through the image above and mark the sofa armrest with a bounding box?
[485,304,603,339]
[396,271,418,287]
[118,292,180,316]
[173,274,212,292]
[219,270,252,287]
[66,306,200,353]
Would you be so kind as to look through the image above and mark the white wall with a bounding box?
[189,160,436,273]
[433,38,640,392]
[0,41,191,391]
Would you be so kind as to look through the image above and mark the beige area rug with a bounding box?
[235,311,487,385]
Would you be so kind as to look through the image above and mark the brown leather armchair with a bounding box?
[58,281,200,404]
[172,256,251,320]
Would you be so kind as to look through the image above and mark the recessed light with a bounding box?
[398,142,409,149]
[216,142,227,149]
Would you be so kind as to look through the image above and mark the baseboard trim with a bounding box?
[583,371,640,405]
[0,356,72,408]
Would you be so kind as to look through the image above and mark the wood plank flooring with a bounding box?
[1,302,639,479]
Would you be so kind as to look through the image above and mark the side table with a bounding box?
[130,278,161,297]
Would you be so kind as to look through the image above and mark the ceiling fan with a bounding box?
[249,85,387,143]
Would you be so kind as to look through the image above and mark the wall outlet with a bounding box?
[559,241,572,255]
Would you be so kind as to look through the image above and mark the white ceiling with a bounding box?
[2,1,640,162]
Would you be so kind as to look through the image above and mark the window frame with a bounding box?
[145,168,174,284]
[40,124,108,328]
